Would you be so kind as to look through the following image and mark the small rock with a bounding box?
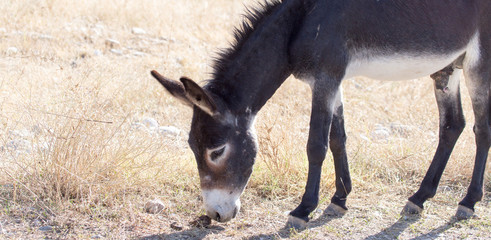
[145,199,164,214]
[189,215,211,228]
[94,24,105,30]
[132,51,145,57]
[94,50,103,56]
[105,38,120,48]
[38,226,53,231]
[142,118,159,131]
[131,27,146,35]
[0,28,6,33]
[359,134,370,142]
[91,234,103,239]
[110,49,123,55]
[158,126,180,136]
[6,47,18,55]
[170,222,183,231]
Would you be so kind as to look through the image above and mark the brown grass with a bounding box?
[0,0,489,239]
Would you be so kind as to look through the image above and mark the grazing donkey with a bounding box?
[151,0,490,228]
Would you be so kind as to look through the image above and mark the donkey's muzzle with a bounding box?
[202,189,241,222]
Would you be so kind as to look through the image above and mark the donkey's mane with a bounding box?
[211,0,283,82]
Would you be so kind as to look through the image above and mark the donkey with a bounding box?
[151,0,490,228]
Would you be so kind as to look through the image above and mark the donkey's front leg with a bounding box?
[326,90,351,216]
[288,79,342,229]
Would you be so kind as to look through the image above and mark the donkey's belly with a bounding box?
[344,51,464,81]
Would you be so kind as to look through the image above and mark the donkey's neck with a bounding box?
[207,0,305,114]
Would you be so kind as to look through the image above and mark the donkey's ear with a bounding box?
[151,70,193,106]
[180,77,218,116]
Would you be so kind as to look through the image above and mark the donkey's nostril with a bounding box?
[216,212,221,222]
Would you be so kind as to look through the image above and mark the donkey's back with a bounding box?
[290,0,489,81]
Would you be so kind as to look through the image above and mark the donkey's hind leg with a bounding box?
[456,54,491,220]
[403,68,466,215]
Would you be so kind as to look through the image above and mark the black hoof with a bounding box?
[401,201,423,215]
[285,215,307,230]
[325,203,347,217]
[455,205,475,221]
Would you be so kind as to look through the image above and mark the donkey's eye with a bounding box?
[210,146,225,162]
[206,143,229,168]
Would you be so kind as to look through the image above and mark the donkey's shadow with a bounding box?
[364,215,421,240]
[365,216,459,240]
[248,209,460,240]
[246,208,345,239]
[140,225,225,240]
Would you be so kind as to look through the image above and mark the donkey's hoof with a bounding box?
[456,205,475,220]
[401,201,423,215]
[286,215,307,230]
[325,203,347,217]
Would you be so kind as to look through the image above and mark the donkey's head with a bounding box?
[151,70,258,222]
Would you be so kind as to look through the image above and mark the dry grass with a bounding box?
[0,0,490,239]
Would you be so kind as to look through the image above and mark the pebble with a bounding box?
[38,226,53,231]
[132,51,145,57]
[0,28,6,33]
[141,117,159,131]
[94,50,103,56]
[105,38,120,47]
[6,47,18,55]
[110,49,123,55]
[91,234,103,239]
[131,27,146,35]
[158,126,180,136]
[145,199,165,214]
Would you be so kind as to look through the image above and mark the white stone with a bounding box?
[158,126,180,136]
[110,49,123,55]
[105,38,120,46]
[93,50,103,56]
[6,47,18,55]
[131,27,146,35]
[141,117,159,130]
[132,51,145,57]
